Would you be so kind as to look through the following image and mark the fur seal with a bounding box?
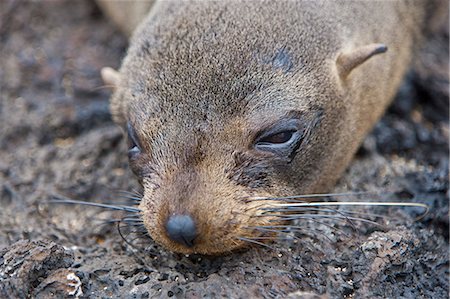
[100,1,432,255]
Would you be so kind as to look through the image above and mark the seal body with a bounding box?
[105,1,428,254]
[96,0,154,36]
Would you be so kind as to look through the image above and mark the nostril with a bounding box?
[165,214,197,247]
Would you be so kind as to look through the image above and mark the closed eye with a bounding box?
[255,130,300,152]
[253,117,307,157]
[257,130,296,145]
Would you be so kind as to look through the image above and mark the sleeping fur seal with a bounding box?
[100,1,434,255]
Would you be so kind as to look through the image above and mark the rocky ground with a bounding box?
[0,1,448,298]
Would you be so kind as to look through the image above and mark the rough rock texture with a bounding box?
[0,1,448,298]
[0,240,75,298]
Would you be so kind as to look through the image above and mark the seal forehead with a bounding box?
[264,46,294,74]
[121,1,338,119]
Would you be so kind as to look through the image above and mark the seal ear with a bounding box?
[101,67,120,89]
[336,43,387,79]
[101,67,126,125]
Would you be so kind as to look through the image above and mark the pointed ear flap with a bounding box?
[102,67,125,125]
[101,67,120,89]
[336,43,388,79]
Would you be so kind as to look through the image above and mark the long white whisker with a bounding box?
[260,206,390,221]
[246,226,305,237]
[271,201,425,207]
[301,217,352,238]
[283,217,353,237]
[264,213,382,226]
[263,206,359,229]
[250,191,377,201]
[50,195,141,213]
[269,201,428,217]
[246,236,292,241]
[249,224,344,242]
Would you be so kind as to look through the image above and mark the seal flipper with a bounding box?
[336,43,388,79]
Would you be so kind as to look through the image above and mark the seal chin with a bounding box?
[176,241,248,256]
[155,234,245,255]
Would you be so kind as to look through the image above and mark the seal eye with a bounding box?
[258,131,295,144]
[254,118,305,157]
[127,122,141,159]
[128,145,140,158]
[255,130,298,152]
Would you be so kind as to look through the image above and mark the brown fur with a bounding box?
[96,0,154,36]
[101,1,430,255]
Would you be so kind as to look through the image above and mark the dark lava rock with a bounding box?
[0,239,75,298]
[33,268,83,299]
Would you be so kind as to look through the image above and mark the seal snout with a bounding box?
[165,214,197,247]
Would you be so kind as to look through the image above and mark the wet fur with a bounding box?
[102,1,431,254]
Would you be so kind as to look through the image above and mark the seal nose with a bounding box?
[165,215,197,247]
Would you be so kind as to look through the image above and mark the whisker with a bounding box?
[100,201,140,206]
[250,224,336,242]
[262,207,361,229]
[129,188,144,197]
[114,225,156,271]
[248,224,326,234]
[120,213,143,219]
[259,207,362,228]
[327,209,389,220]
[263,213,382,226]
[117,195,142,202]
[128,229,150,236]
[249,191,378,201]
[50,194,141,213]
[249,224,303,230]
[246,226,298,236]
[116,189,142,196]
[262,207,389,220]
[117,221,144,250]
[247,226,315,242]
[121,233,148,243]
[282,217,352,238]
[92,219,142,227]
[90,84,116,91]
[266,205,360,229]
[307,219,350,238]
[120,217,144,222]
[103,220,144,226]
[116,194,142,202]
[269,201,429,219]
[245,236,293,241]
[236,237,277,251]
[116,189,143,199]
[117,222,152,247]
[260,207,331,212]
[122,227,148,233]
[130,231,151,238]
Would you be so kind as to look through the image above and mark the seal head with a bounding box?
[104,1,423,254]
